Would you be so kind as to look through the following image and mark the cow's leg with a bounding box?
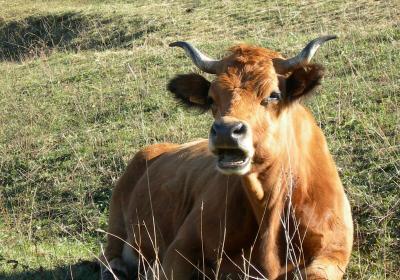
[100,144,178,279]
[158,212,201,280]
[99,176,130,279]
[289,195,353,280]
[98,240,140,280]
[100,258,128,280]
[289,222,352,280]
[159,242,196,280]
[100,243,139,280]
[295,257,347,280]
[99,168,142,280]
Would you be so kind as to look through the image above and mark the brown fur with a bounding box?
[100,44,353,280]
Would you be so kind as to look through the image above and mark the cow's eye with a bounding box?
[261,91,281,106]
[206,96,214,105]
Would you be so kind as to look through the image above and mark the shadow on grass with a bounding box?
[0,260,100,280]
[0,12,163,61]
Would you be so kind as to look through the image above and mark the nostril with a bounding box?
[232,123,247,137]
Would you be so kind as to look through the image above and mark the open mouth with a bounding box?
[216,148,251,171]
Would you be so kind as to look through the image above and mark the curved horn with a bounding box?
[169,41,220,74]
[274,35,337,74]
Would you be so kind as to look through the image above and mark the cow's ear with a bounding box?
[283,64,325,102]
[167,73,211,110]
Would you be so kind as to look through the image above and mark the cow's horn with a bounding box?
[274,35,337,73]
[169,41,220,74]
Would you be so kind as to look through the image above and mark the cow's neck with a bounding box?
[241,163,289,224]
[241,105,310,224]
[241,106,315,278]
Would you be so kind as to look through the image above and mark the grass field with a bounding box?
[0,0,399,279]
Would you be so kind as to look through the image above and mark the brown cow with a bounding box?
[99,36,353,280]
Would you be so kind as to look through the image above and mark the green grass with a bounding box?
[0,0,399,279]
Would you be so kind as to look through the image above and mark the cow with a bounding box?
[99,36,353,280]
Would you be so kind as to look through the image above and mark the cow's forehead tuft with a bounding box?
[227,44,282,63]
[212,46,279,97]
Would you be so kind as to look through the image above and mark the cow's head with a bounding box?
[168,36,335,175]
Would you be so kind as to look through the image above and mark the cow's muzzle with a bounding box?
[209,118,254,175]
